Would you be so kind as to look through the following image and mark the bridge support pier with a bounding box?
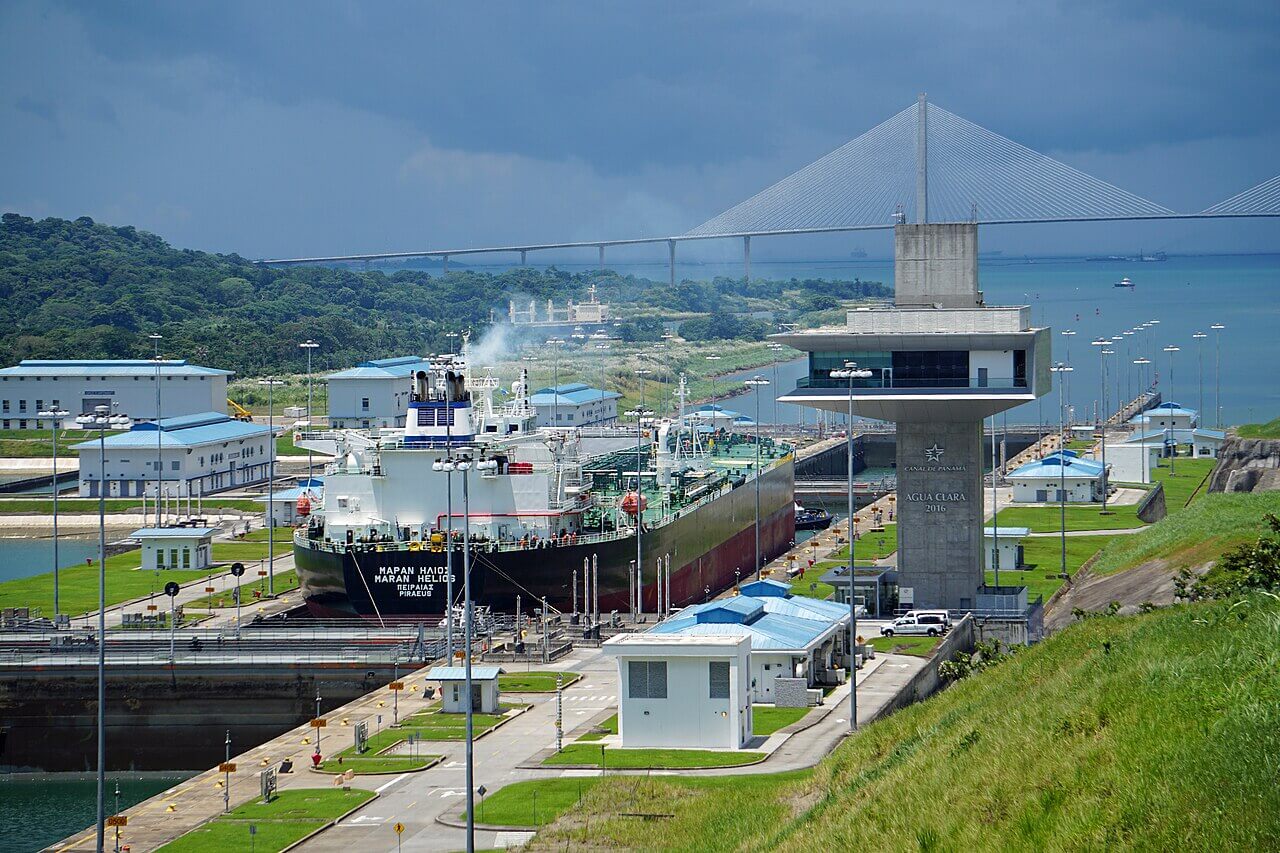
[744,235,751,282]
[668,239,676,287]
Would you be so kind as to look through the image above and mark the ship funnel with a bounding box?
[414,370,429,399]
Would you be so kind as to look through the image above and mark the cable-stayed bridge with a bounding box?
[260,95,1280,280]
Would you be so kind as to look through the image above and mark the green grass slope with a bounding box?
[1090,491,1280,576]
[532,594,1280,851]
[1237,417,1280,438]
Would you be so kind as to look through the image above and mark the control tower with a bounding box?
[775,222,1049,610]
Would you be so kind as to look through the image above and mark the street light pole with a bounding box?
[38,408,69,617]
[744,377,769,579]
[1192,332,1207,420]
[149,334,163,526]
[1210,323,1225,428]
[830,362,870,733]
[259,378,285,595]
[299,340,319,481]
[1060,330,1076,426]
[1163,346,1181,474]
[1050,364,1073,580]
[1134,358,1152,483]
[77,403,132,853]
[1091,340,1112,513]
[546,339,565,426]
[704,354,721,406]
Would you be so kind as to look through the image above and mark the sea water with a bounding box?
[0,534,98,584]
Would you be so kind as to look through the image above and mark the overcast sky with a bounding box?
[2,0,1278,260]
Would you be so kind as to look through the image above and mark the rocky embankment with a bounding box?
[1208,437,1280,493]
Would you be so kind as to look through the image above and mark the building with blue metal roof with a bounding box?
[427,665,504,713]
[1129,401,1198,430]
[530,383,619,427]
[71,411,274,498]
[650,585,851,702]
[1006,452,1107,503]
[1125,426,1225,459]
[326,356,431,428]
[0,358,231,430]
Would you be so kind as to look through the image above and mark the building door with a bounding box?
[108,480,121,497]
[977,367,989,388]
[470,683,483,712]
[1035,489,1047,502]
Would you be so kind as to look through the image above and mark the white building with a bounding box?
[686,405,753,430]
[1126,427,1226,460]
[326,356,430,429]
[1104,442,1164,483]
[72,411,275,497]
[1129,401,1198,431]
[1006,452,1107,503]
[651,580,851,703]
[0,359,231,430]
[428,665,502,714]
[529,383,620,427]
[131,527,218,571]
[604,634,753,750]
[983,526,1028,572]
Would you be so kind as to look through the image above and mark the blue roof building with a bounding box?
[530,383,619,428]
[326,356,432,429]
[1006,452,1107,503]
[0,358,232,431]
[650,585,851,702]
[1129,401,1198,429]
[71,412,275,499]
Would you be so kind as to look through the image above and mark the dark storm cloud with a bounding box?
[2,1,1277,257]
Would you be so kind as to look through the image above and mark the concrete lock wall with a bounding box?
[896,421,984,610]
[0,663,397,773]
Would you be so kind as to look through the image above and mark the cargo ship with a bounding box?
[292,356,795,618]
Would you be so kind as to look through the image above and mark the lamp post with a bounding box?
[767,342,784,425]
[1210,323,1225,428]
[149,334,163,525]
[546,339,565,426]
[595,342,611,421]
[625,408,653,616]
[1191,331,1207,423]
[1091,340,1112,513]
[37,407,70,617]
[634,368,652,413]
[1050,364,1073,580]
[744,377,770,579]
[76,403,132,853]
[1060,330,1076,426]
[704,354,721,405]
[1134,358,1152,483]
[258,378,285,595]
[299,340,320,481]
[830,361,871,733]
[1163,346,1181,474]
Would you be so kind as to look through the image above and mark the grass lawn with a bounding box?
[467,777,602,827]
[994,503,1143,533]
[532,595,1280,851]
[0,497,262,514]
[1090,491,1280,576]
[1149,457,1216,510]
[1065,439,1097,451]
[498,671,583,692]
[0,428,126,457]
[576,713,618,742]
[1237,416,1280,438]
[154,788,375,852]
[543,743,765,769]
[787,577,834,599]
[398,707,515,740]
[829,523,898,560]
[276,435,311,456]
[0,533,292,615]
[752,705,810,736]
[868,635,940,657]
[319,725,440,774]
[187,569,298,608]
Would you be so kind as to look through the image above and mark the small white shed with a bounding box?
[131,527,218,571]
[982,526,1029,572]
[428,665,503,714]
[603,634,753,750]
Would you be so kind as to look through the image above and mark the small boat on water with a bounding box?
[1114,276,1135,289]
[794,503,833,531]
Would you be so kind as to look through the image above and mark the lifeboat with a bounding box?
[621,491,648,516]
[296,494,312,517]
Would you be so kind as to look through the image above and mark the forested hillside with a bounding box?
[0,213,889,375]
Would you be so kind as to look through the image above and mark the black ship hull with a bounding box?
[294,459,795,617]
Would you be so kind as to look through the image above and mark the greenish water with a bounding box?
[0,774,192,852]
[0,535,98,584]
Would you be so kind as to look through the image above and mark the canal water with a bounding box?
[0,775,193,853]
[0,534,98,584]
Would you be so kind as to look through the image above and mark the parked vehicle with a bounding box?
[901,609,951,628]
[880,613,948,637]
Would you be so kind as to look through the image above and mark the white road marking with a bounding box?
[341,815,385,826]
[375,773,410,793]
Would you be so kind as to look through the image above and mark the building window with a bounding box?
[170,548,179,568]
[361,397,370,411]
[171,461,180,471]
[627,660,668,699]
[156,549,165,569]
[18,400,26,412]
[709,661,730,699]
[182,548,191,568]
[36,399,43,411]
[2,401,7,413]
